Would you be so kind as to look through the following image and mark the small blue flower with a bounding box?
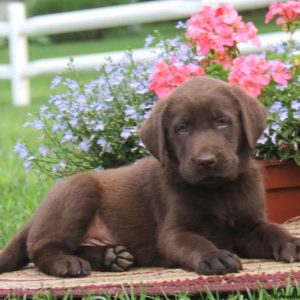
[94,121,104,131]
[176,21,187,29]
[24,156,35,172]
[257,135,268,145]
[24,120,44,130]
[279,107,288,121]
[79,139,90,152]
[52,123,66,133]
[124,106,138,118]
[62,131,75,142]
[69,118,78,127]
[97,138,112,153]
[269,101,282,113]
[292,100,300,111]
[14,142,29,159]
[275,85,287,91]
[293,110,300,119]
[121,129,132,139]
[270,122,280,131]
[144,35,154,48]
[51,75,61,90]
[271,132,277,145]
[39,146,48,157]
[51,161,66,174]
[64,79,79,91]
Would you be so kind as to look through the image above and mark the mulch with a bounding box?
[1,218,300,297]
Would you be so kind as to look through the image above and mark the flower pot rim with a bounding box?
[257,159,297,167]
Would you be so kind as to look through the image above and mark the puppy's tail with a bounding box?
[0,222,30,273]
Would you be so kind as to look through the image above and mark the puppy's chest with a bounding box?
[185,192,253,234]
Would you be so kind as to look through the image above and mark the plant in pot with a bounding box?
[16,1,300,223]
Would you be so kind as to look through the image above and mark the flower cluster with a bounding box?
[149,60,204,97]
[149,2,293,99]
[257,99,300,163]
[186,3,260,64]
[265,0,300,32]
[15,55,155,177]
[228,55,291,97]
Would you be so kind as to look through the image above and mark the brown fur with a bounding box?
[1,77,300,277]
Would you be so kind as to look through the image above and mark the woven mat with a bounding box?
[1,219,300,297]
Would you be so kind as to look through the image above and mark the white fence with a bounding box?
[0,0,295,106]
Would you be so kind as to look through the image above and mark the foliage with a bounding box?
[16,1,300,177]
[15,56,154,177]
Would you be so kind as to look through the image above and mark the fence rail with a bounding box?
[0,0,290,105]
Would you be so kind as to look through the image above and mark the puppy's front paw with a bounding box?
[196,250,242,275]
[104,245,134,272]
[273,238,300,263]
[50,255,91,277]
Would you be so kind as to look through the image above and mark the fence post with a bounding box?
[7,1,30,106]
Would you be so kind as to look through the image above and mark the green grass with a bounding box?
[2,282,300,299]
[0,8,293,299]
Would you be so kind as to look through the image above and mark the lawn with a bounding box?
[0,7,292,299]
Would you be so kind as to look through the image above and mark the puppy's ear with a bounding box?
[230,85,267,150]
[140,100,168,166]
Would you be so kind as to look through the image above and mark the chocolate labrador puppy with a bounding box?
[1,77,299,277]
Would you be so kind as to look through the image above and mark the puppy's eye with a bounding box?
[215,117,230,128]
[176,123,190,134]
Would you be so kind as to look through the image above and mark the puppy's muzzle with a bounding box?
[191,152,217,169]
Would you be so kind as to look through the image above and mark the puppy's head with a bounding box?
[140,77,267,186]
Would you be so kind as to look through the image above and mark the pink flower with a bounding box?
[186,2,260,64]
[269,60,292,85]
[228,55,291,97]
[265,1,300,26]
[149,60,205,98]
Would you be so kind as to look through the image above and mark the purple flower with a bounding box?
[14,142,29,159]
[292,100,300,111]
[125,106,138,118]
[176,21,187,29]
[79,139,90,152]
[24,156,35,172]
[144,35,154,48]
[293,110,300,119]
[51,161,66,174]
[24,120,44,130]
[268,43,286,54]
[269,101,282,113]
[121,128,132,139]
[51,76,62,90]
[97,138,112,153]
[279,107,288,121]
[271,132,277,144]
[94,121,104,131]
[257,135,268,145]
[64,79,79,91]
[270,122,280,131]
[62,131,75,142]
[69,118,78,127]
[52,123,66,133]
[39,146,48,157]
[275,85,287,91]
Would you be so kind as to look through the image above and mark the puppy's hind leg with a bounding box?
[0,223,30,273]
[27,173,102,277]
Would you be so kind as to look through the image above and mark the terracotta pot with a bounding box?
[259,160,300,224]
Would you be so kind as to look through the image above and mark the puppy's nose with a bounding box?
[193,153,217,168]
